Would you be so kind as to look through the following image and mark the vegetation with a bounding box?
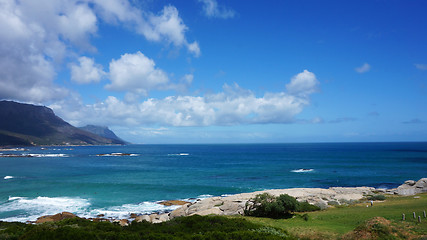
[1,194,426,239]
[244,193,320,219]
[367,194,386,201]
[0,215,293,240]
[243,193,427,239]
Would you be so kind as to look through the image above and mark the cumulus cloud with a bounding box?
[94,1,199,56]
[415,64,427,70]
[0,0,199,102]
[198,0,236,19]
[106,52,170,95]
[355,63,371,73]
[54,70,319,127]
[70,57,105,84]
[286,70,319,97]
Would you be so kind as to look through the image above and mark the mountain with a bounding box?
[0,101,127,146]
[79,125,127,144]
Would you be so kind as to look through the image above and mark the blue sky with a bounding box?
[0,0,426,143]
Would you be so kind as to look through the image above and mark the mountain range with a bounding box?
[0,101,127,146]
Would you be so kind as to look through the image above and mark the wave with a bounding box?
[0,196,183,222]
[27,154,69,158]
[96,153,139,157]
[167,153,190,156]
[3,176,14,180]
[291,168,314,173]
[0,196,90,222]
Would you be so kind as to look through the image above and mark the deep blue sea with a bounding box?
[1,142,426,222]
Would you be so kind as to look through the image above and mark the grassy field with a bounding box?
[241,193,427,239]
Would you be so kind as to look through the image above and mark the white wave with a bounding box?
[167,153,190,156]
[0,196,185,222]
[0,196,90,222]
[27,154,69,157]
[80,201,180,220]
[4,176,14,180]
[291,168,314,173]
[96,153,138,157]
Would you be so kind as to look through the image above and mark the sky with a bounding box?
[0,0,427,144]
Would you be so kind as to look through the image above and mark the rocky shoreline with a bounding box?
[33,178,427,226]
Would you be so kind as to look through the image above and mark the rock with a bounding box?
[397,184,416,196]
[219,201,246,215]
[97,214,105,217]
[158,213,170,222]
[405,180,416,186]
[169,203,190,219]
[190,207,223,216]
[35,212,77,224]
[158,200,191,206]
[119,219,129,227]
[414,178,427,192]
[396,178,427,196]
[130,213,138,218]
[149,213,169,223]
[135,215,151,222]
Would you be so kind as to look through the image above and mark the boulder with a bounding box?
[158,200,191,206]
[35,212,77,223]
[169,204,190,219]
[405,180,416,186]
[190,207,223,216]
[130,213,138,218]
[119,219,129,227]
[396,178,427,196]
[219,201,246,215]
[135,215,151,222]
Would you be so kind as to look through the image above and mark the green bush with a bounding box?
[296,201,321,212]
[367,194,386,201]
[244,193,319,219]
[0,216,295,240]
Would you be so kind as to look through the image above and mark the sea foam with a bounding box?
[0,196,90,222]
[291,168,314,173]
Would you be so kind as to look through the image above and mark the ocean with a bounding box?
[1,142,426,222]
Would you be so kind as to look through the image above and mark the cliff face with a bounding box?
[0,101,126,146]
[79,125,127,144]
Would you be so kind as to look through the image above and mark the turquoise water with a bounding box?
[1,142,426,221]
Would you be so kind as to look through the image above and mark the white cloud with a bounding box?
[70,57,105,84]
[286,70,319,97]
[55,70,319,127]
[198,0,236,19]
[94,1,199,56]
[187,41,201,57]
[355,63,371,73]
[415,64,427,70]
[0,0,199,102]
[106,52,169,95]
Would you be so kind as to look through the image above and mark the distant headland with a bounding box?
[0,100,127,146]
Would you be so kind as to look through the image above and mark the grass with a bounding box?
[239,193,427,239]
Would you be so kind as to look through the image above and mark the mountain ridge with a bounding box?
[0,101,127,146]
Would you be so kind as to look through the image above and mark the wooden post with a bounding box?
[413,212,416,219]
[424,210,426,218]
[419,216,421,223]
[402,213,405,221]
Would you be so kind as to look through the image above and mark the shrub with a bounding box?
[296,201,321,212]
[245,193,319,219]
[367,194,386,201]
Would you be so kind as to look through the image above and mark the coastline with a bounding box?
[26,178,427,225]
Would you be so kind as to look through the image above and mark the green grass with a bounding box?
[240,193,427,239]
